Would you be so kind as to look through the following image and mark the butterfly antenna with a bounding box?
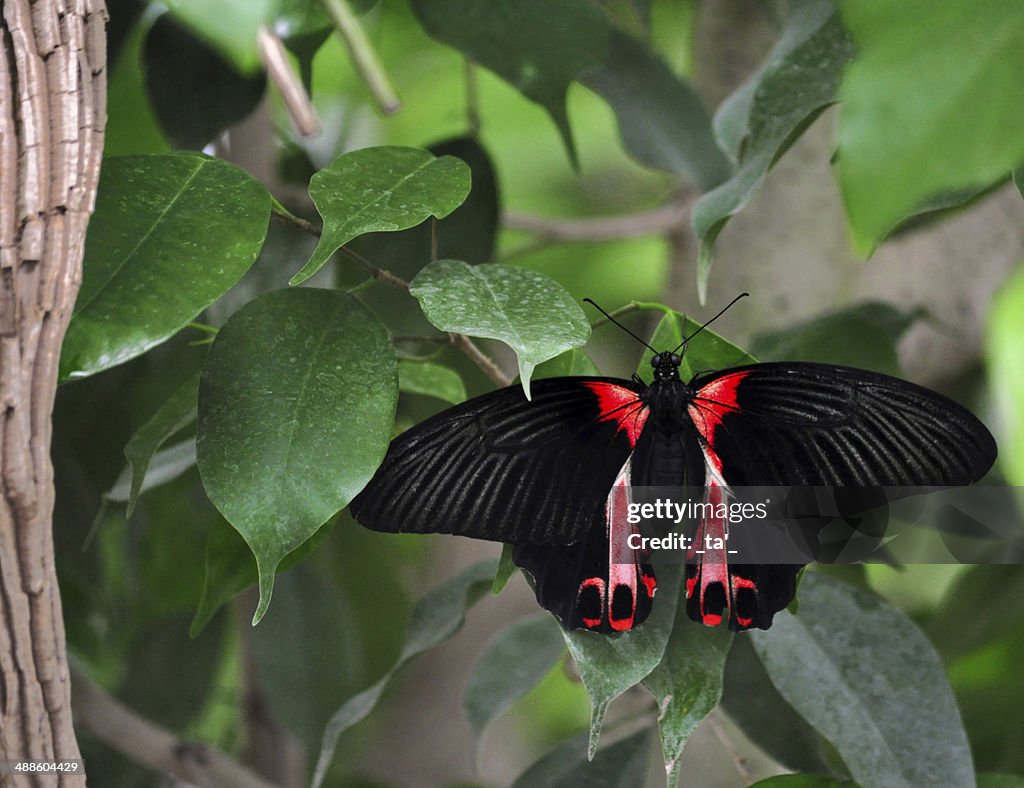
[584,298,658,354]
[673,292,749,353]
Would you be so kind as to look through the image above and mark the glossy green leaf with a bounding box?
[638,306,756,384]
[123,372,200,517]
[410,0,609,165]
[564,564,682,757]
[311,559,497,788]
[642,611,732,786]
[411,261,591,398]
[751,302,922,376]
[511,728,651,788]
[196,289,397,624]
[534,349,601,379]
[987,263,1024,485]
[464,614,566,746]
[291,146,471,285]
[582,30,730,190]
[143,14,265,150]
[838,0,1024,253]
[692,0,853,301]
[752,573,975,788]
[163,0,274,73]
[398,360,466,404]
[62,154,270,380]
[189,516,334,637]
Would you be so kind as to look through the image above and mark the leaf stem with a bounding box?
[320,0,401,115]
[270,201,511,387]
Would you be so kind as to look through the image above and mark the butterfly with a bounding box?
[350,297,997,633]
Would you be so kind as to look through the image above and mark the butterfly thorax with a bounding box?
[645,352,693,434]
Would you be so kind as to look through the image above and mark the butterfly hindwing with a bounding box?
[683,361,997,631]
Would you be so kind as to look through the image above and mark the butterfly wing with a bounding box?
[683,362,997,630]
[351,376,662,631]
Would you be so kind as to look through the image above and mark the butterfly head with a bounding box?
[650,351,682,381]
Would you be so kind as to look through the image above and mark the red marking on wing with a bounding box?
[642,572,657,599]
[578,577,605,630]
[730,575,757,629]
[584,382,649,448]
[688,371,749,472]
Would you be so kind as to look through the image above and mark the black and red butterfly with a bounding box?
[350,298,996,633]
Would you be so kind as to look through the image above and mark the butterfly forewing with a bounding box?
[351,378,647,546]
[683,362,997,631]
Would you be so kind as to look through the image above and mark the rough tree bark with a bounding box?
[0,0,107,782]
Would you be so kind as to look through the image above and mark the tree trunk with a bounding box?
[0,0,107,782]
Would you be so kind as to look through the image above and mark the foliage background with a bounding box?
[54,0,1024,786]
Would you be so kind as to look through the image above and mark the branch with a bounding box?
[320,0,401,114]
[257,26,321,137]
[269,203,513,387]
[502,198,691,242]
[71,667,279,788]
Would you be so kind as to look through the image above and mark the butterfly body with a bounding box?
[351,349,996,633]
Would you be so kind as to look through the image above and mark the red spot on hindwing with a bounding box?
[584,382,649,447]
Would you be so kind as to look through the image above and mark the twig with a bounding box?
[448,333,512,387]
[71,667,279,788]
[503,199,690,243]
[257,26,321,137]
[320,0,401,114]
[707,708,753,783]
[270,203,511,386]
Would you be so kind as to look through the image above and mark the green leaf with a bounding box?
[250,564,365,756]
[123,372,200,517]
[637,307,756,384]
[978,776,1024,788]
[464,614,566,747]
[582,30,730,190]
[291,146,472,285]
[642,606,732,786]
[838,0,1024,254]
[1014,167,1024,200]
[61,154,270,380]
[163,0,274,73]
[927,567,1024,661]
[511,728,652,788]
[410,0,609,165]
[143,14,266,150]
[398,360,466,404]
[751,572,975,788]
[492,543,517,595]
[564,564,682,757]
[410,261,591,398]
[311,559,497,788]
[106,440,197,503]
[692,1,853,301]
[987,262,1024,485]
[534,349,601,379]
[196,289,397,624]
[721,636,834,776]
[750,777,856,788]
[751,302,922,376]
[189,516,333,637]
